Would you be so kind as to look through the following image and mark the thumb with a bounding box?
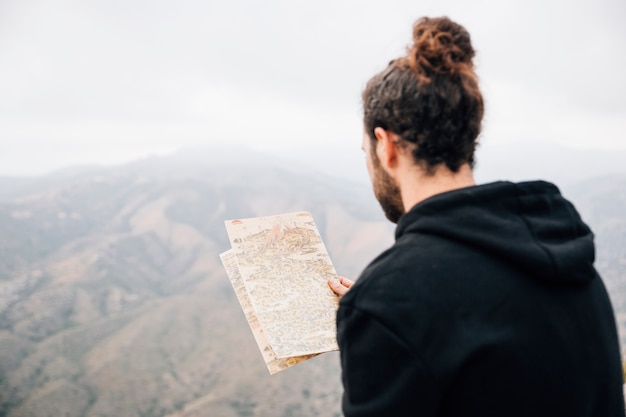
[328,277,349,296]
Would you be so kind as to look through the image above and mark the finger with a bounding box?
[339,277,354,288]
[328,278,349,296]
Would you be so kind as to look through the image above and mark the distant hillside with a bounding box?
[473,142,626,187]
[0,149,623,417]
[0,150,393,417]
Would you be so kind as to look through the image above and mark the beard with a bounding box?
[371,156,405,224]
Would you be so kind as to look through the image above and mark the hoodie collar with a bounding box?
[395,181,596,285]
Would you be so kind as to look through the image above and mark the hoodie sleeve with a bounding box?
[337,303,441,417]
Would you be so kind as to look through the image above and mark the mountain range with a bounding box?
[0,146,623,417]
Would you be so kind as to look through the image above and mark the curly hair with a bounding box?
[362,16,484,174]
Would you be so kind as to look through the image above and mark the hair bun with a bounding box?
[407,17,475,79]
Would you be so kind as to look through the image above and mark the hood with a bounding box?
[397,181,596,285]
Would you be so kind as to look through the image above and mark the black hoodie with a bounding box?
[337,181,624,417]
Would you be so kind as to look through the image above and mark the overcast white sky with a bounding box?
[0,0,625,176]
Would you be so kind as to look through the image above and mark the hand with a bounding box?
[328,276,354,297]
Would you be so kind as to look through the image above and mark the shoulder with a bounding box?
[339,229,504,325]
[345,230,460,295]
[339,235,441,322]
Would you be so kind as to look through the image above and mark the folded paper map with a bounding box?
[220,211,340,374]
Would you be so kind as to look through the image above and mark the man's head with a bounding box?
[362,17,484,222]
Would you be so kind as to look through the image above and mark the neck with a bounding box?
[398,163,476,211]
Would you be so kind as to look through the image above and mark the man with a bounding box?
[328,16,624,416]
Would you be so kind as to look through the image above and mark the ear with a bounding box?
[373,127,398,171]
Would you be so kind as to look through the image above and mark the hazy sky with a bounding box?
[1,0,625,176]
